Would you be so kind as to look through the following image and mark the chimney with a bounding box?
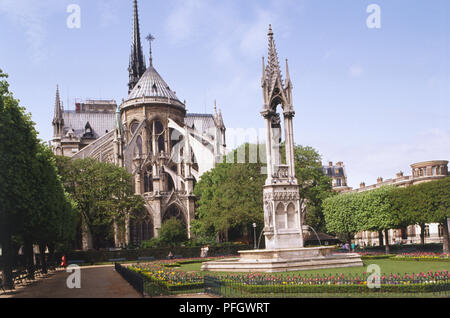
[360,182,366,188]
[377,177,383,184]
[396,171,404,178]
[329,161,333,167]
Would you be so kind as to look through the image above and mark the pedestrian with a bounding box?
[168,251,173,260]
[351,242,355,252]
[60,255,67,267]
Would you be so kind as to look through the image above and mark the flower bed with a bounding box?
[128,259,450,297]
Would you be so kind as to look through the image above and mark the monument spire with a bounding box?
[128,0,146,94]
[266,24,283,90]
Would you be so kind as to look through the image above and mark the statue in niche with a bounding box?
[270,113,282,172]
[264,201,273,229]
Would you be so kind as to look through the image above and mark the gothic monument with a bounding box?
[202,26,363,272]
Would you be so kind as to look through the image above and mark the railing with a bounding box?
[203,274,450,298]
[115,263,144,295]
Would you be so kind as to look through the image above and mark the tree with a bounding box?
[357,187,403,254]
[192,143,265,243]
[55,157,145,249]
[413,178,450,253]
[323,192,360,244]
[158,218,188,246]
[292,145,334,233]
[0,69,76,287]
[0,69,38,288]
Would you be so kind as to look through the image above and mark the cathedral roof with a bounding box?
[126,65,182,105]
[62,111,115,139]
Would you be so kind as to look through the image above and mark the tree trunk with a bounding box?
[419,223,425,245]
[384,229,390,254]
[24,241,35,281]
[442,220,449,254]
[1,237,14,290]
[39,243,48,274]
[378,231,384,247]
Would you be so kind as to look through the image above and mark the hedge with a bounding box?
[220,281,450,294]
[65,244,251,264]
[392,256,450,262]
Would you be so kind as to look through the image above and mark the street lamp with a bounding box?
[252,223,257,249]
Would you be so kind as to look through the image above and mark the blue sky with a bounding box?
[0,0,449,188]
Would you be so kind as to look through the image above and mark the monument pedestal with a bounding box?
[201,246,363,273]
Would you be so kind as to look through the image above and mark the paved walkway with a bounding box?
[2,265,142,298]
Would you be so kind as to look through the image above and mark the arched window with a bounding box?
[144,166,153,193]
[275,203,286,230]
[163,205,186,228]
[287,203,296,229]
[131,121,139,135]
[136,135,143,157]
[154,120,165,153]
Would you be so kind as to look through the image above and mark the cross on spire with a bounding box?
[146,33,155,67]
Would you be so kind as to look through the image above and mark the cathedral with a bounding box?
[51,0,226,249]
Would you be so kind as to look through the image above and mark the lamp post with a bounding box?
[252,223,257,249]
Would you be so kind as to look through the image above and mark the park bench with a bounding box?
[108,258,126,263]
[13,269,29,285]
[137,256,155,264]
[173,255,183,259]
[0,276,4,294]
[67,260,86,265]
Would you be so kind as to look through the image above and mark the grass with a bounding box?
[180,259,450,277]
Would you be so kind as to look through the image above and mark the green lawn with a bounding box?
[179,259,450,277]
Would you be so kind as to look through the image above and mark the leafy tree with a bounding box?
[158,218,188,246]
[0,69,38,288]
[192,143,265,243]
[0,69,76,286]
[323,192,360,244]
[55,157,145,249]
[410,178,450,253]
[292,145,335,233]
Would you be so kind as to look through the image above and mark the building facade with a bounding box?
[347,160,449,247]
[323,161,352,193]
[52,0,226,249]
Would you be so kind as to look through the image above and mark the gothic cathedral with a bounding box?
[51,0,226,250]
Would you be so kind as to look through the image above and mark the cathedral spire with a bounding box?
[52,85,64,137]
[128,0,146,94]
[53,85,62,121]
